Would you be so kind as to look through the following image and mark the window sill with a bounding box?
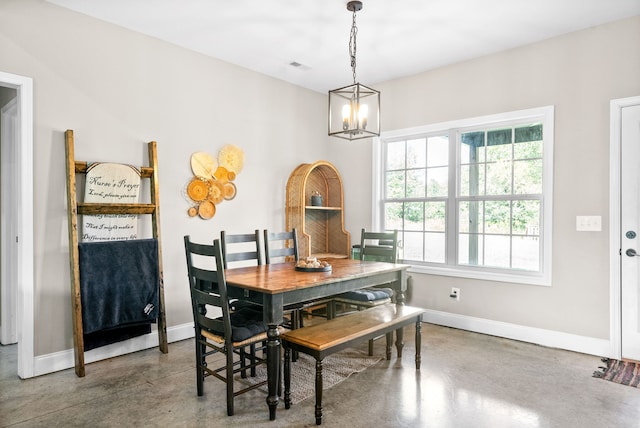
[405,263,551,287]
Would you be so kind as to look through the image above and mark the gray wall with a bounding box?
[0,0,638,362]
[334,16,640,341]
[0,0,329,357]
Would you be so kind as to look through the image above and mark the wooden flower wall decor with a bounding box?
[186,144,245,219]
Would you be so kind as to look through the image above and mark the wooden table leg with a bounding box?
[385,332,393,360]
[266,324,280,420]
[395,326,405,358]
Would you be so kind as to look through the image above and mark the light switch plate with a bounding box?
[576,215,602,231]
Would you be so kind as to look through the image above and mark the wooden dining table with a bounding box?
[224,257,410,420]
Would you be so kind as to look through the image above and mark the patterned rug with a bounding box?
[240,349,382,404]
[593,358,640,387]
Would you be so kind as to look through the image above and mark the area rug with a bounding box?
[593,358,640,388]
[239,349,382,404]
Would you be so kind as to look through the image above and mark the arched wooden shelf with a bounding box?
[286,161,350,259]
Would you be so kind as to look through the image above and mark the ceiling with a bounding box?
[47,0,640,93]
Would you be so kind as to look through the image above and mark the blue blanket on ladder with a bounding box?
[78,239,160,351]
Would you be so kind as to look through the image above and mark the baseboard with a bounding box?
[31,312,611,377]
[423,309,611,357]
[33,323,194,377]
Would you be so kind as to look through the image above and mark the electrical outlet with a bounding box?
[450,287,460,301]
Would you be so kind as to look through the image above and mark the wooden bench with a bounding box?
[281,303,425,425]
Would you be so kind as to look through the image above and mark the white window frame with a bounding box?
[372,106,554,286]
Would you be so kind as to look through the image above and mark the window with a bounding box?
[375,106,553,285]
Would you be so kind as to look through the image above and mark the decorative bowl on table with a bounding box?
[295,257,332,272]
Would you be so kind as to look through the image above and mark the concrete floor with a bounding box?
[2,323,640,428]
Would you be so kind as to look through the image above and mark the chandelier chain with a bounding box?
[349,7,358,84]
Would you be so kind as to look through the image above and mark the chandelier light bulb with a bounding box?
[359,104,368,129]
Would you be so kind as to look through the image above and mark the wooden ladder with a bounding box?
[64,130,168,377]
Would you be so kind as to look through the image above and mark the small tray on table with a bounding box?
[295,265,332,272]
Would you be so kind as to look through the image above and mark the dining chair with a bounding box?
[263,228,299,264]
[220,230,262,314]
[222,229,297,340]
[220,229,263,268]
[263,228,308,361]
[184,236,277,416]
[332,228,398,355]
[220,229,270,362]
[263,228,336,325]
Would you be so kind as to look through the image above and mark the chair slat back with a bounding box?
[184,236,232,342]
[264,228,299,264]
[220,230,263,268]
[191,287,227,334]
[360,229,398,263]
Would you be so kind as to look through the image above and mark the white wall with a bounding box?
[332,16,640,349]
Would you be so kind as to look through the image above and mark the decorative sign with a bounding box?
[82,163,141,241]
[186,144,244,220]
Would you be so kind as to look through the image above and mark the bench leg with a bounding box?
[315,359,324,425]
[415,318,422,370]
[284,346,292,409]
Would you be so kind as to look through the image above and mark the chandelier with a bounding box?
[328,1,380,140]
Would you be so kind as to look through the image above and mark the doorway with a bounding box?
[1,90,18,345]
[0,71,34,378]
[610,95,640,361]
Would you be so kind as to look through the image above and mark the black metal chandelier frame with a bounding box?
[328,1,380,141]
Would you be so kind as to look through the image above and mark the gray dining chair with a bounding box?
[264,228,337,327]
[221,229,300,340]
[263,228,299,265]
[263,228,309,363]
[332,228,398,355]
[184,236,277,416]
[220,229,263,268]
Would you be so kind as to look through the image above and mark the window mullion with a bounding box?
[447,129,458,267]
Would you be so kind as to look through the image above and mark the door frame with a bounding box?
[609,95,640,360]
[0,71,34,378]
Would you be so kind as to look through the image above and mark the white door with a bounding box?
[0,96,18,345]
[621,102,640,361]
